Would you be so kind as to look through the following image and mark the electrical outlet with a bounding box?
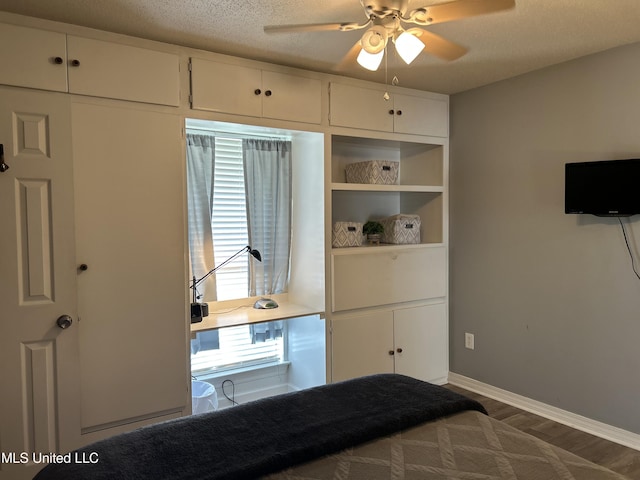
[465,333,475,350]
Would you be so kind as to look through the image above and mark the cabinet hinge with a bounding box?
[188,94,193,105]
[188,60,192,72]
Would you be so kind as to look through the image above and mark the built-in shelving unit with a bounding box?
[327,113,449,385]
[330,134,446,247]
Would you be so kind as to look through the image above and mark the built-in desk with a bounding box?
[190,299,324,333]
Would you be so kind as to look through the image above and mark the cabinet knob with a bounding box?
[388,109,395,115]
[53,56,64,65]
[70,59,80,67]
[388,350,395,356]
[254,89,261,95]
[78,263,89,272]
[396,347,403,353]
[265,90,272,97]
[396,110,402,116]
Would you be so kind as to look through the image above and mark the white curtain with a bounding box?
[243,138,292,296]
[186,134,217,302]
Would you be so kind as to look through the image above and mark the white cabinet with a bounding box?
[329,82,448,137]
[0,23,68,92]
[190,58,322,124]
[331,303,447,383]
[332,246,446,311]
[0,23,180,106]
[66,36,180,106]
[328,120,448,383]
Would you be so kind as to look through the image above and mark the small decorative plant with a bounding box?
[363,221,384,245]
[363,221,384,236]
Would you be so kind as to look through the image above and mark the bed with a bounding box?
[34,374,628,480]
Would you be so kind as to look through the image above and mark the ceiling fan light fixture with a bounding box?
[394,30,425,64]
[356,48,384,71]
[360,25,388,54]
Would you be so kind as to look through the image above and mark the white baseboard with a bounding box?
[448,372,640,451]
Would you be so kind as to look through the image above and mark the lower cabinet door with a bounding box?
[394,303,448,384]
[331,310,394,382]
[331,302,448,384]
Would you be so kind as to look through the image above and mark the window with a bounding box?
[187,130,292,375]
[191,322,285,375]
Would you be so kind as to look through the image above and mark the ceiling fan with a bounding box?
[264,0,515,71]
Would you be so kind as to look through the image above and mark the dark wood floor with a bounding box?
[446,384,640,479]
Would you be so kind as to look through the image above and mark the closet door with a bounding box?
[71,101,188,439]
[0,87,80,480]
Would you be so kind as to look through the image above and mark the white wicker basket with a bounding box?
[380,214,421,244]
[345,160,399,185]
[332,222,363,247]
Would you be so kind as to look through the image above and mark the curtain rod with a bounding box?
[186,126,291,141]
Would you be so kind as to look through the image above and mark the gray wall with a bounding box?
[449,42,640,434]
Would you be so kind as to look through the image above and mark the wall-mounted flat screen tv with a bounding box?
[565,159,640,216]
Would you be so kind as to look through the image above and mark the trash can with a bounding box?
[191,380,218,414]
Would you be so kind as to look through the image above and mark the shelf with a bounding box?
[331,183,444,193]
[331,242,445,255]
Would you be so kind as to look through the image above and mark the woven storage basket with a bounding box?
[380,214,421,244]
[332,222,363,247]
[345,160,399,185]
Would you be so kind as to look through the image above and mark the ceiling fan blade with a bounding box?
[409,28,468,61]
[406,0,515,26]
[264,22,366,34]
[335,41,363,72]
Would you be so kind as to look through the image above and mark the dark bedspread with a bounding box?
[34,374,486,480]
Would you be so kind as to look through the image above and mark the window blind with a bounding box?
[211,136,249,301]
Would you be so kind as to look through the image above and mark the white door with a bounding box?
[0,87,81,480]
[67,36,180,106]
[71,102,188,437]
[393,94,448,137]
[261,71,321,124]
[331,310,394,382]
[0,23,68,92]
[190,58,262,116]
[394,303,448,383]
[329,83,393,132]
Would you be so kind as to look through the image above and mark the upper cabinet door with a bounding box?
[393,94,448,137]
[67,35,180,106]
[190,58,262,117]
[190,58,322,124]
[0,23,68,92]
[330,82,449,137]
[261,70,321,124]
[330,83,394,132]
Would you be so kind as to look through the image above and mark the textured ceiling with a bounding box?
[1,0,639,94]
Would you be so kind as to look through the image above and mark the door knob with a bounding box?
[0,144,9,173]
[56,315,73,329]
